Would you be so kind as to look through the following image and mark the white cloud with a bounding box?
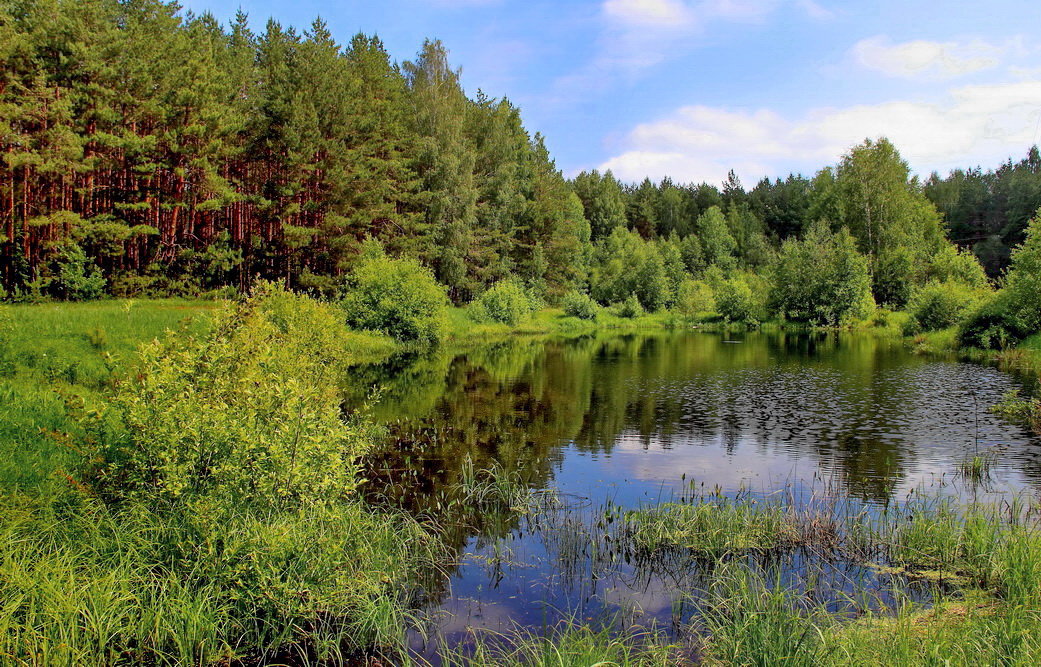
[603,0,694,27]
[794,0,833,21]
[850,35,1015,80]
[550,0,831,101]
[599,80,1041,185]
[700,0,780,21]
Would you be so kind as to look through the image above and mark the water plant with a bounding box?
[624,499,797,555]
[439,620,687,666]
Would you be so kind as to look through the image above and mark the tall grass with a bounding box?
[439,620,686,666]
[624,499,798,555]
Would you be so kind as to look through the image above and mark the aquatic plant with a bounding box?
[439,619,687,667]
[624,499,798,555]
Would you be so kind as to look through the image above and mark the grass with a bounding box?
[457,455,533,513]
[443,306,678,343]
[0,492,440,665]
[439,621,688,666]
[624,499,798,555]
[992,389,1041,434]
[699,564,826,667]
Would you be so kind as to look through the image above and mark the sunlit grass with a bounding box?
[624,499,797,555]
[439,620,687,667]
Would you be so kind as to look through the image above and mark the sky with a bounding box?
[179,0,1041,187]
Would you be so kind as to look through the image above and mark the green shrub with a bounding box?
[957,213,1041,349]
[769,222,874,325]
[716,277,757,323]
[674,279,714,320]
[615,293,644,319]
[1002,210,1041,335]
[927,244,991,291]
[561,290,599,320]
[874,246,917,309]
[474,278,536,325]
[341,247,449,345]
[95,284,373,510]
[55,243,106,301]
[959,293,1028,349]
[908,280,983,332]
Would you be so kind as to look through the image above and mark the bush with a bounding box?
[959,211,1041,349]
[958,293,1028,349]
[95,284,374,510]
[561,290,599,320]
[907,280,982,332]
[1003,210,1041,334]
[675,279,714,321]
[769,223,874,325]
[927,244,990,291]
[874,246,916,309]
[716,277,757,324]
[615,293,644,319]
[474,278,536,325]
[55,243,106,300]
[341,247,449,345]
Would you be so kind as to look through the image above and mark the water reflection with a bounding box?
[359,331,1038,504]
[351,330,1041,655]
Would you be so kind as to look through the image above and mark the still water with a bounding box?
[353,330,1041,654]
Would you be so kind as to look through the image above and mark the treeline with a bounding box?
[0,0,585,302]
[925,147,1041,275]
[2,0,1040,318]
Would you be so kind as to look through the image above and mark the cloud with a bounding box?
[699,0,781,22]
[794,0,833,21]
[550,0,831,101]
[599,80,1041,184]
[850,35,1016,80]
[603,0,694,27]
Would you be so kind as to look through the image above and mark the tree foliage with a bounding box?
[769,222,874,325]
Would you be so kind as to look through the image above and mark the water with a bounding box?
[352,330,1041,656]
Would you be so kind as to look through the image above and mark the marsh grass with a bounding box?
[438,620,689,667]
[993,388,1041,434]
[624,499,798,556]
[466,484,1041,667]
[698,564,828,667]
[0,493,441,665]
[458,455,533,513]
[956,450,999,486]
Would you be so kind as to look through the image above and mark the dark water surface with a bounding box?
[352,330,1041,656]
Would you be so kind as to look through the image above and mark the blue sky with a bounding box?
[181,0,1041,186]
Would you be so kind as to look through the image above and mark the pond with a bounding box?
[352,330,1041,658]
